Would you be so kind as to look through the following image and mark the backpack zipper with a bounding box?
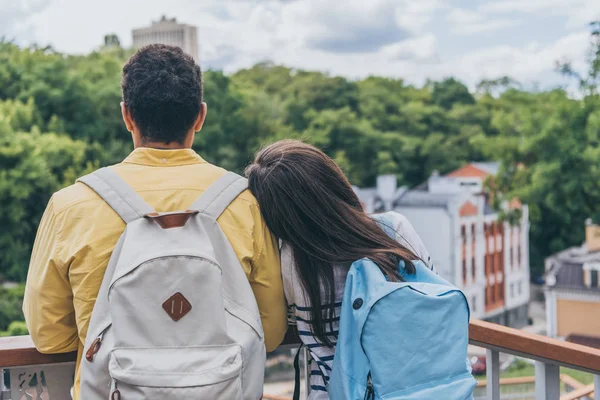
[111,380,121,400]
[108,254,218,296]
[364,372,375,400]
[85,324,110,362]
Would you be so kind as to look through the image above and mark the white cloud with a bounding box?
[0,0,50,42]
[447,8,518,35]
[482,0,600,28]
[300,29,590,89]
[381,34,439,62]
[447,31,590,88]
[3,0,596,92]
[481,0,560,13]
[395,0,446,33]
[278,0,411,53]
[196,0,434,71]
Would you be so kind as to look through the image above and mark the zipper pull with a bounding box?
[85,337,102,362]
[85,326,109,362]
[364,373,375,400]
[111,380,121,400]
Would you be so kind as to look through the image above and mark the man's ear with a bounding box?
[121,102,135,132]
[193,102,208,132]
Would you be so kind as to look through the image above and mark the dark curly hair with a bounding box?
[121,44,203,144]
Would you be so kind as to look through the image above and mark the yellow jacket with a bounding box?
[23,147,287,399]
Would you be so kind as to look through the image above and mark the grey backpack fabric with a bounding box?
[77,167,265,400]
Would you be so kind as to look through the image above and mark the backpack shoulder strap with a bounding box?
[77,167,155,223]
[189,172,248,219]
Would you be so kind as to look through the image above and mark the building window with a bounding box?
[472,296,477,313]
[499,223,505,272]
[497,279,502,302]
[461,225,467,283]
[510,246,514,270]
[592,271,598,288]
[510,283,514,298]
[517,228,522,269]
[490,223,496,274]
[471,224,476,280]
[517,281,522,295]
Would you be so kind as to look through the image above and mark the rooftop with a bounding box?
[394,190,455,209]
[447,161,500,178]
[472,162,501,175]
[567,334,600,350]
[133,16,195,32]
[354,161,499,212]
[545,224,600,292]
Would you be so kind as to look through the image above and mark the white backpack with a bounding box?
[78,168,266,400]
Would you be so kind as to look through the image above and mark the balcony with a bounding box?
[1,320,600,400]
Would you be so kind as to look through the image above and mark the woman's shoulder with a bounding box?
[280,243,296,294]
[280,241,347,312]
[374,211,415,238]
[377,211,411,228]
[375,211,433,268]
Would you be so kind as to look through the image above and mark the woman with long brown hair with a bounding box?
[245,140,434,399]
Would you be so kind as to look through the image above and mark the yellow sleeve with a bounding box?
[250,208,288,352]
[23,196,79,354]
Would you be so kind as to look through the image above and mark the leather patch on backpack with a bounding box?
[145,210,199,229]
[162,292,192,321]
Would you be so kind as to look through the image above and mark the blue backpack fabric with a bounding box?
[327,216,477,400]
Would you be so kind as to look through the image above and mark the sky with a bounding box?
[2,0,600,90]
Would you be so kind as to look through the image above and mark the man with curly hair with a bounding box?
[23,44,287,399]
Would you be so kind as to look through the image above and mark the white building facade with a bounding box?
[355,162,531,327]
[132,16,199,60]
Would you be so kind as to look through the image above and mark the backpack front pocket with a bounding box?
[108,344,242,400]
[380,373,477,400]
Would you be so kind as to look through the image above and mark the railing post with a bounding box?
[594,374,600,400]
[486,349,500,400]
[535,362,560,400]
[1,368,8,400]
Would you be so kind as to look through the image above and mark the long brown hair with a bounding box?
[245,140,416,347]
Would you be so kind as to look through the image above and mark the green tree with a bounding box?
[484,24,600,276]
[104,34,121,48]
[0,116,95,281]
[0,285,25,332]
[2,28,600,295]
[431,78,475,110]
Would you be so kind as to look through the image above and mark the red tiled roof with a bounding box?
[447,164,490,178]
[566,334,600,350]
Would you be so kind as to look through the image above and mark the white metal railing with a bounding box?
[1,320,600,399]
[469,320,600,400]
[0,335,76,399]
[472,374,591,400]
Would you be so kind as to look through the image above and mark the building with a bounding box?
[354,162,531,328]
[132,16,198,60]
[545,220,600,347]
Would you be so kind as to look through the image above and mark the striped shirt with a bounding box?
[281,212,435,399]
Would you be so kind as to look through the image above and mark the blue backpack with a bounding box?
[326,217,477,400]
